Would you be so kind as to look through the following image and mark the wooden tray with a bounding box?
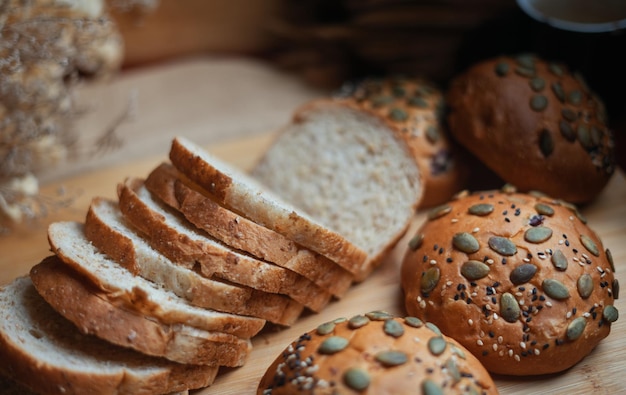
[0,60,624,394]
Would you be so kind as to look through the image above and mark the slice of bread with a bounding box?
[169,136,368,274]
[144,163,354,298]
[47,221,265,338]
[117,177,333,312]
[0,276,218,394]
[251,100,422,280]
[85,197,304,326]
[30,256,253,367]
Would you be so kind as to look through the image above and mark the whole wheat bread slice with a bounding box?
[85,197,304,326]
[30,256,252,367]
[169,136,368,274]
[145,163,353,297]
[0,276,218,394]
[117,178,332,312]
[47,221,265,338]
[251,100,422,280]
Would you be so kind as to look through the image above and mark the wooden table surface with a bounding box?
[1,59,624,394]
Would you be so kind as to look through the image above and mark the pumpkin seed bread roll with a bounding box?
[401,188,619,376]
[446,54,615,204]
[257,311,498,394]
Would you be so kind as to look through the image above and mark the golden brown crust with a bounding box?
[117,177,332,312]
[30,256,252,367]
[144,163,353,297]
[446,54,615,203]
[84,197,304,326]
[257,312,498,394]
[338,76,466,208]
[401,189,619,375]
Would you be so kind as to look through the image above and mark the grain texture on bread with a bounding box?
[257,312,498,394]
[0,276,218,395]
[169,136,368,274]
[30,256,253,367]
[145,163,353,298]
[117,177,332,312]
[401,188,619,375]
[47,221,265,338]
[85,197,303,326]
[251,100,423,281]
[446,54,615,203]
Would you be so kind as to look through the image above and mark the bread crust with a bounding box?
[85,197,303,326]
[30,257,252,367]
[169,136,368,273]
[257,312,498,394]
[117,177,332,312]
[446,54,615,203]
[144,163,353,297]
[401,189,619,375]
[0,276,218,395]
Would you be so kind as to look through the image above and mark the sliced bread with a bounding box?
[251,100,423,280]
[47,221,265,338]
[144,163,353,297]
[85,197,304,326]
[30,256,252,367]
[117,177,333,312]
[0,276,218,394]
[169,136,368,274]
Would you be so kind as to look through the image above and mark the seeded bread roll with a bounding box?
[446,54,615,204]
[257,311,498,394]
[339,77,466,208]
[401,188,620,375]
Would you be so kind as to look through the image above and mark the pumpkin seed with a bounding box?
[450,343,467,359]
[318,336,349,354]
[461,260,490,280]
[376,350,408,366]
[348,315,370,329]
[551,249,568,271]
[343,367,370,391]
[559,120,576,141]
[613,279,620,300]
[590,126,603,146]
[539,129,554,157]
[551,82,565,102]
[516,54,536,69]
[408,233,424,251]
[501,184,517,193]
[500,292,521,323]
[468,203,494,216]
[428,336,447,355]
[426,322,442,336]
[580,234,600,256]
[453,232,480,254]
[530,95,548,112]
[428,204,452,220]
[566,317,587,341]
[542,279,570,300]
[488,236,517,256]
[408,96,429,108]
[548,63,564,76]
[421,267,441,293]
[577,274,594,299]
[606,248,615,272]
[568,90,583,105]
[426,125,440,143]
[525,226,553,243]
[516,66,535,77]
[561,108,578,122]
[510,263,537,285]
[371,95,393,107]
[383,319,405,338]
[577,124,594,150]
[392,85,406,97]
[445,358,461,383]
[316,322,336,335]
[405,316,424,328]
[603,305,619,323]
[422,379,444,395]
[529,77,545,91]
[389,108,408,122]
[575,210,588,224]
[366,311,394,321]
[494,62,509,76]
[534,203,555,216]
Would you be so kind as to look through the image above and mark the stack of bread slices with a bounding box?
[1,76,457,394]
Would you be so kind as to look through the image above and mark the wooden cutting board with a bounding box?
[0,59,624,394]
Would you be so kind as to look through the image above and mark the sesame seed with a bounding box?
[514,355,521,362]
[468,319,473,326]
[477,340,484,346]
[472,227,480,233]
[486,259,494,265]
[508,349,514,357]
[546,301,553,307]
[493,344,498,351]
[534,349,541,356]
[523,258,531,263]
[498,336,504,344]
[430,259,437,265]
[451,218,459,223]
[566,311,573,319]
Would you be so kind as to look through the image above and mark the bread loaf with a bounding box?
[257,311,498,394]
[446,54,615,203]
[0,276,218,394]
[401,188,619,375]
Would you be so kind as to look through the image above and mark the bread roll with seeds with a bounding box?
[257,311,498,394]
[401,188,619,375]
[446,54,615,203]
